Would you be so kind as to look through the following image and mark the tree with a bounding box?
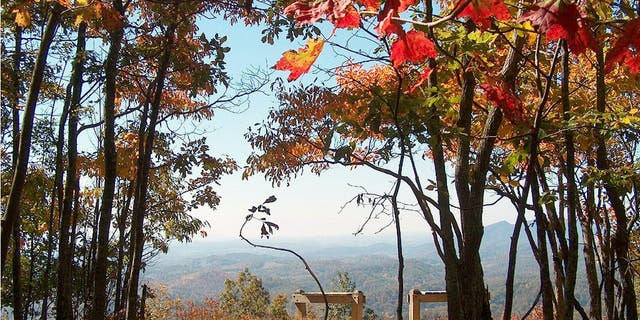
[1,0,64,270]
[219,268,271,319]
[1,0,268,317]
[329,271,379,320]
[248,0,639,319]
[269,294,291,320]
[329,272,356,320]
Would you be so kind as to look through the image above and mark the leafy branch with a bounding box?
[239,196,329,320]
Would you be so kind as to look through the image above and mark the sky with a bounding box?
[186,16,517,242]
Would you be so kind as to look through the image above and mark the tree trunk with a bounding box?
[391,154,404,320]
[125,23,176,320]
[10,27,22,169]
[56,20,87,320]
[39,94,66,320]
[92,8,124,317]
[530,166,555,320]
[503,201,526,320]
[428,84,462,320]
[26,236,36,320]
[1,1,63,269]
[420,3,463,317]
[12,223,24,320]
[115,182,133,313]
[580,176,602,320]
[70,177,82,316]
[10,24,25,320]
[560,42,579,320]
[594,37,637,320]
[86,197,100,306]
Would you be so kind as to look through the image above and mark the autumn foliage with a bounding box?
[1,0,639,318]
[258,0,640,319]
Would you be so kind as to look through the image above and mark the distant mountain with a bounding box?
[143,221,588,318]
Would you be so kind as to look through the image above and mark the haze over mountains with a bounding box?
[143,221,588,318]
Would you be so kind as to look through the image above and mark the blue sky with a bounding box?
[189,17,516,242]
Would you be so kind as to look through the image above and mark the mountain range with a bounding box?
[143,221,588,318]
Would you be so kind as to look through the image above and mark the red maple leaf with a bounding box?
[390,30,437,67]
[375,9,404,36]
[605,18,640,74]
[284,0,360,28]
[333,5,361,28]
[480,83,526,125]
[457,0,511,30]
[374,0,416,37]
[274,38,325,81]
[521,0,596,54]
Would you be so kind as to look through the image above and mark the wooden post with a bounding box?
[407,289,447,320]
[409,289,421,320]
[351,291,365,320]
[293,289,308,318]
[291,290,366,320]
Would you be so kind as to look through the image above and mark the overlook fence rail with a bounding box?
[292,290,366,320]
[291,289,448,320]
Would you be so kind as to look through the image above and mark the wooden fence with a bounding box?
[291,289,448,320]
[408,289,447,320]
[292,290,366,320]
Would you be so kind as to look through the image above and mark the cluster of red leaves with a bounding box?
[277,0,436,79]
[390,30,437,67]
[521,0,596,54]
[457,0,511,30]
[372,0,437,66]
[605,18,640,74]
[283,0,360,28]
[274,38,325,81]
[480,83,526,125]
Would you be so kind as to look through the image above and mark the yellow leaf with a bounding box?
[620,116,632,125]
[74,14,85,27]
[13,6,31,27]
[75,0,88,5]
[629,108,639,115]
[520,21,537,46]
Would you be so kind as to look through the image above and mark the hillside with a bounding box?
[143,221,589,318]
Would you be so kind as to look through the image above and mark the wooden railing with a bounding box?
[292,290,366,320]
[407,289,447,320]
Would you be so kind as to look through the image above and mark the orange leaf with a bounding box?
[274,38,325,81]
[12,6,31,27]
